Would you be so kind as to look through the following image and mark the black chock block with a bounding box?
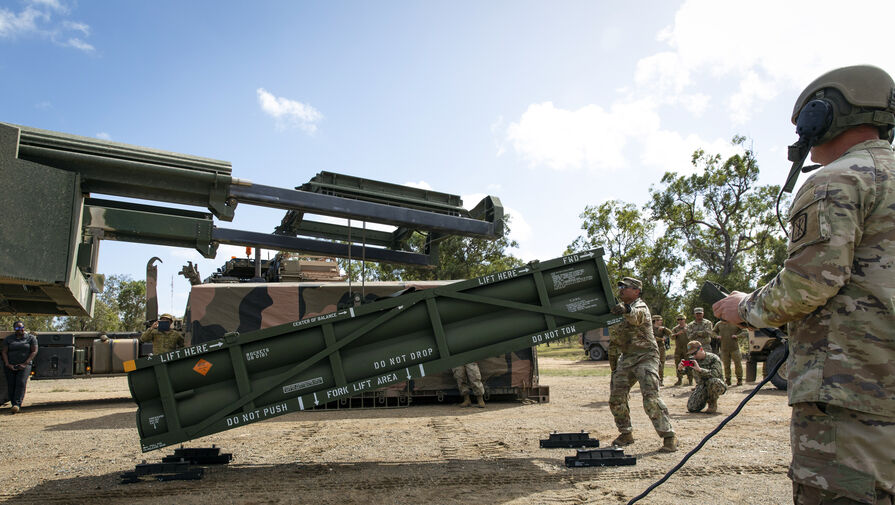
[565,448,636,468]
[162,445,233,465]
[540,431,600,448]
[156,468,204,481]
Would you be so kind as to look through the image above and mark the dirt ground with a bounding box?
[0,357,793,505]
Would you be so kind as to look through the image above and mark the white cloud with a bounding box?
[641,0,895,122]
[404,180,433,190]
[503,0,895,179]
[95,132,111,140]
[63,36,92,52]
[0,1,93,52]
[506,101,653,171]
[256,88,323,134]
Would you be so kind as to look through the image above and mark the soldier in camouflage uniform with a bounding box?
[713,320,745,386]
[608,277,676,452]
[686,308,714,350]
[139,313,185,355]
[607,326,620,373]
[452,362,485,408]
[651,315,672,384]
[671,314,692,386]
[713,66,895,504]
[679,341,726,413]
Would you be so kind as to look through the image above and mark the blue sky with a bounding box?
[3,0,894,314]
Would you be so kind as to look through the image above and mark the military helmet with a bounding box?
[159,313,174,321]
[791,65,895,146]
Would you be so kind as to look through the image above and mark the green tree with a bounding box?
[58,275,146,332]
[117,278,147,331]
[0,315,59,332]
[648,136,788,296]
[566,200,684,319]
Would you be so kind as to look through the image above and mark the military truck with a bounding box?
[746,327,788,390]
[580,327,610,361]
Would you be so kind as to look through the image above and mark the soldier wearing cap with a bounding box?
[139,313,185,355]
[671,314,692,386]
[607,277,676,452]
[712,320,745,386]
[678,341,726,414]
[651,315,672,384]
[686,307,714,350]
[712,65,895,504]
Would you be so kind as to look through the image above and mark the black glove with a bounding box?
[610,303,631,315]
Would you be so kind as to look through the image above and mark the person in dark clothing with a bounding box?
[2,320,38,414]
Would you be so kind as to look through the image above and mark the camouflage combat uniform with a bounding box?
[607,327,620,372]
[652,324,672,381]
[451,362,485,396]
[139,328,185,355]
[608,298,674,438]
[686,318,714,349]
[686,351,727,412]
[713,320,744,384]
[672,322,692,383]
[738,139,895,503]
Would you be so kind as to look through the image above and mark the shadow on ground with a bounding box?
[6,456,622,505]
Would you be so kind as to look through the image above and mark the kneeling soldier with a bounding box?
[679,341,726,414]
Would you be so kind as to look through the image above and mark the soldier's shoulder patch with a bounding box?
[787,182,830,256]
[791,213,808,242]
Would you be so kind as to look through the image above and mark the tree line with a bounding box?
[347,136,791,325]
[0,275,147,333]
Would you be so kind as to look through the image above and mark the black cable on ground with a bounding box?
[626,343,789,505]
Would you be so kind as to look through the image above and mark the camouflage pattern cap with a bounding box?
[677,314,687,320]
[618,277,642,290]
[686,341,702,356]
[159,313,174,320]
[651,314,663,321]
[693,307,704,314]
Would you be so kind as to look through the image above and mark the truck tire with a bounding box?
[765,343,788,391]
[588,345,606,361]
[745,359,757,383]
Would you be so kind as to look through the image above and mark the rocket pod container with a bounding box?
[127,249,620,451]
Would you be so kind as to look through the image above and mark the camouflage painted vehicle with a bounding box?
[580,327,610,361]
[183,274,549,406]
[745,327,788,390]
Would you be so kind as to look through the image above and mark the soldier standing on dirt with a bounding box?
[713,320,744,386]
[679,341,726,414]
[608,277,676,452]
[452,362,485,408]
[671,315,692,386]
[2,321,38,414]
[140,313,185,355]
[686,308,714,351]
[651,315,672,385]
[713,65,895,504]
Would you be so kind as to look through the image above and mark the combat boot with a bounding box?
[725,377,732,386]
[687,378,693,386]
[475,395,486,408]
[611,432,635,447]
[459,394,472,408]
[10,405,19,414]
[706,400,718,413]
[736,378,743,386]
[674,378,682,386]
[658,435,677,453]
